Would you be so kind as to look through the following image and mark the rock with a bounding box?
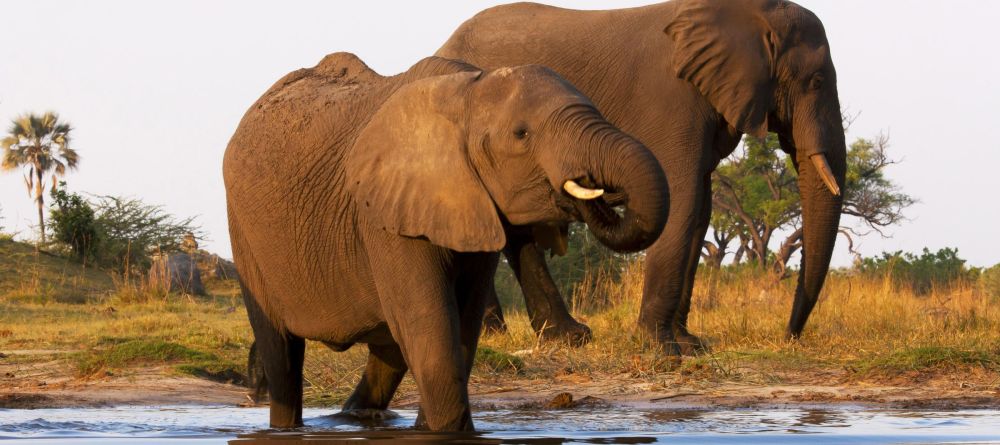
[192,251,239,281]
[149,252,205,295]
[546,392,575,409]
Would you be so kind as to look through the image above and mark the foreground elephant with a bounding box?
[437,0,847,352]
[224,53,668,430]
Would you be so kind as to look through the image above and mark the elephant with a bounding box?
[436,0,847,353]
[223,52,669,430]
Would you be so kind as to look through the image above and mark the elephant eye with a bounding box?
[513,127,529,140]
[809,73,825,91]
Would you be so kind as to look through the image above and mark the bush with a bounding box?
[49,184,100,261]
[860,247,975,295]
[980,264,1000,301]
[92,195,202,272]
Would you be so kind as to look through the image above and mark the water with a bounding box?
[1,406,999,444]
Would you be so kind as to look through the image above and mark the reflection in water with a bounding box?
[1,406,1000,444]
[795,410,849,428]
[229,430,658,444]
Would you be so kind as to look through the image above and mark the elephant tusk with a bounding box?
[563,179,605,200]
[810,154,841,197]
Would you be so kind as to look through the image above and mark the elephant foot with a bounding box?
[336,408,400,421]
[673,328,708,356]
[636,321,683,356]
[323,409,401,428]
[538,319,593,347]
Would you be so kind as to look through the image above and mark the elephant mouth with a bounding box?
[563,179,604,200]
[552,178,622,221]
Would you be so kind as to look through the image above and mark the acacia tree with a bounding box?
[704,125,914,274]
[701,210,744,268]
[1,112,80,243]
[709,133,800,269]
[772,132,914,274]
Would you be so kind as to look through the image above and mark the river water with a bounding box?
[1,406,999,444]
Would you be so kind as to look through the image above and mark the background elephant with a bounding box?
[437,0,847,353]
[224,53,668,430]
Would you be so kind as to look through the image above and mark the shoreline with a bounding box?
[3,367,998,411]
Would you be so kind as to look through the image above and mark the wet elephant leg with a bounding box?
[342,343,408,413]
[416,253,494,430]
[364,235,473,431]
[504,231,592,346]
[251,317,305,427]
[673,174,713,355]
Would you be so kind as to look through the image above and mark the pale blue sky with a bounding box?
[1,1,998,267]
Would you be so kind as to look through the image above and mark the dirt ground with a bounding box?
[3,349,998,411]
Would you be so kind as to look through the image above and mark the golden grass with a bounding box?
[1,239,997,405]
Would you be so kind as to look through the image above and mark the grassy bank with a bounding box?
[1,238,998,406]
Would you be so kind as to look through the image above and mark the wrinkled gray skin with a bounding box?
[437,0,847,353]
[224,53,668,430]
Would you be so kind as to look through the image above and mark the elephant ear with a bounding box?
[347,71,506,253]
[665,0,779,138]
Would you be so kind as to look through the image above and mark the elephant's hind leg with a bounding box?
[342,343,408,414]
[244,291,306,428]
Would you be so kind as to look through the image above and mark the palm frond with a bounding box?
[28,114,46,140]
[53,122,72,135]
[1,135,19,150]
[2,148,24,170]
[13,116,32,138]
[61,146,80,168]
[52,158,66,176]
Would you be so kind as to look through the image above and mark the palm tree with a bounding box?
[1,112,80,243]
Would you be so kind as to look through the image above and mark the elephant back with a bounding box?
[224,53,480,203]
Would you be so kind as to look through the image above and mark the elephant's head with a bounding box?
[348,65,669,255]
[665,0,846,338]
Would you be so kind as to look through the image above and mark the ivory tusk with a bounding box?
[810,154,841,196]
[563,179,605,200]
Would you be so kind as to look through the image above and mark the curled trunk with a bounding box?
[573,124,669,253]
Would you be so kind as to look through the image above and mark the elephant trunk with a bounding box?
[571,123,669,253]
[783,119,847,339]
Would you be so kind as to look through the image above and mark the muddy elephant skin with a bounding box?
[224,53,668,430]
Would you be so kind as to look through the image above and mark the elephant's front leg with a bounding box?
[365,234,474,431]
[504,231,592,346]
[672,173,713,355]
[638,174,705,356]
[416,252,496,429]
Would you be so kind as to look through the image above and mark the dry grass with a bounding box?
[2,239,998,406]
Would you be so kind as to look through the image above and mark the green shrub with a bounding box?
[980,264,1000,301]
[91,195,202,272]
[49,184,100,261]
[860,247,975,295]
[854,346,998,375]
[474,347,524,373]
[75,339,214,376]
